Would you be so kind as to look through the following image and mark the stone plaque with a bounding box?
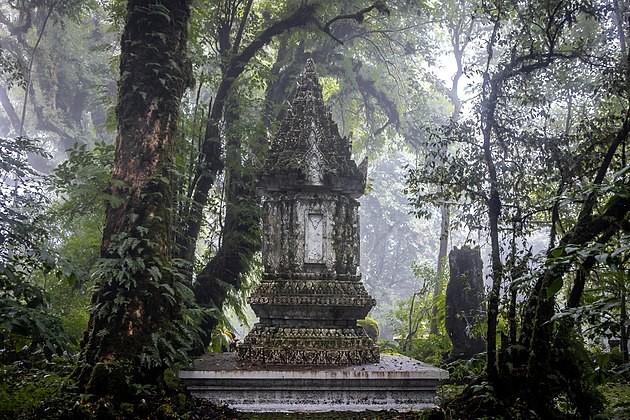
[305,213,324,263]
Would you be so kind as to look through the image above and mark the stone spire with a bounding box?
[259,58,367,197]
[238,60,378,366]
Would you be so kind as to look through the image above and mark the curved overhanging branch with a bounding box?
[317,1,391,45]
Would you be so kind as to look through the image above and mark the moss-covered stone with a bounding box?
[357,317,380,343]
[238,60,378,366]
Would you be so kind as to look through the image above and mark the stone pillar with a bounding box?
[237,59,378,365]
[445,246,486,360]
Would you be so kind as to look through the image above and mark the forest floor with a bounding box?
[1,357,629,419]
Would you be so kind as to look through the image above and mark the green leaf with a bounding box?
[546,277,563,298]
[148,266,162,281]
[66,272,78,287]
[564,246,579,254]
[595,253,609,263]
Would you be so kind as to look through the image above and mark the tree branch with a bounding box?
[0,86,20,133]
[323,1,389,33]
[19,0,58,137]
[231,0,253,55]
[317,1,391,45]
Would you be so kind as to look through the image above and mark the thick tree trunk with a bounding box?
[481,75,503,381]
[75,0,191,398]
[192,106,262,347]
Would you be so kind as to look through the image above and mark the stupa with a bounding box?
[179,60,448,413]
[237,58,378,366]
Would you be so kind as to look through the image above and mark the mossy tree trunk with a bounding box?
[75,0,192,399]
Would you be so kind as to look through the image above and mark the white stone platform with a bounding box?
[179,353,448,412]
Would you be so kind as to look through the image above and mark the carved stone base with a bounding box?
[237,325,379,365]
[180,353,449,412]
[251,278,374,302]
[247,278,376,328]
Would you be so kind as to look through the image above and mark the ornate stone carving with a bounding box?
[238,59,378,365]
[239,326,379,366]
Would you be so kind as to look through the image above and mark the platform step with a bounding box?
[179,353,448,413]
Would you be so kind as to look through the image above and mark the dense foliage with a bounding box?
[405,0,630,417]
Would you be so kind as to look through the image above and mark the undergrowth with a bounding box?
[0,355,237,419]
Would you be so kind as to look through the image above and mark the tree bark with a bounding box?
[192,101,261,347]
[0,86,20,134]
[75,0,192,398]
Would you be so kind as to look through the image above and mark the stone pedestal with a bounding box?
[238,325,378,365]
[179,353,448,412]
